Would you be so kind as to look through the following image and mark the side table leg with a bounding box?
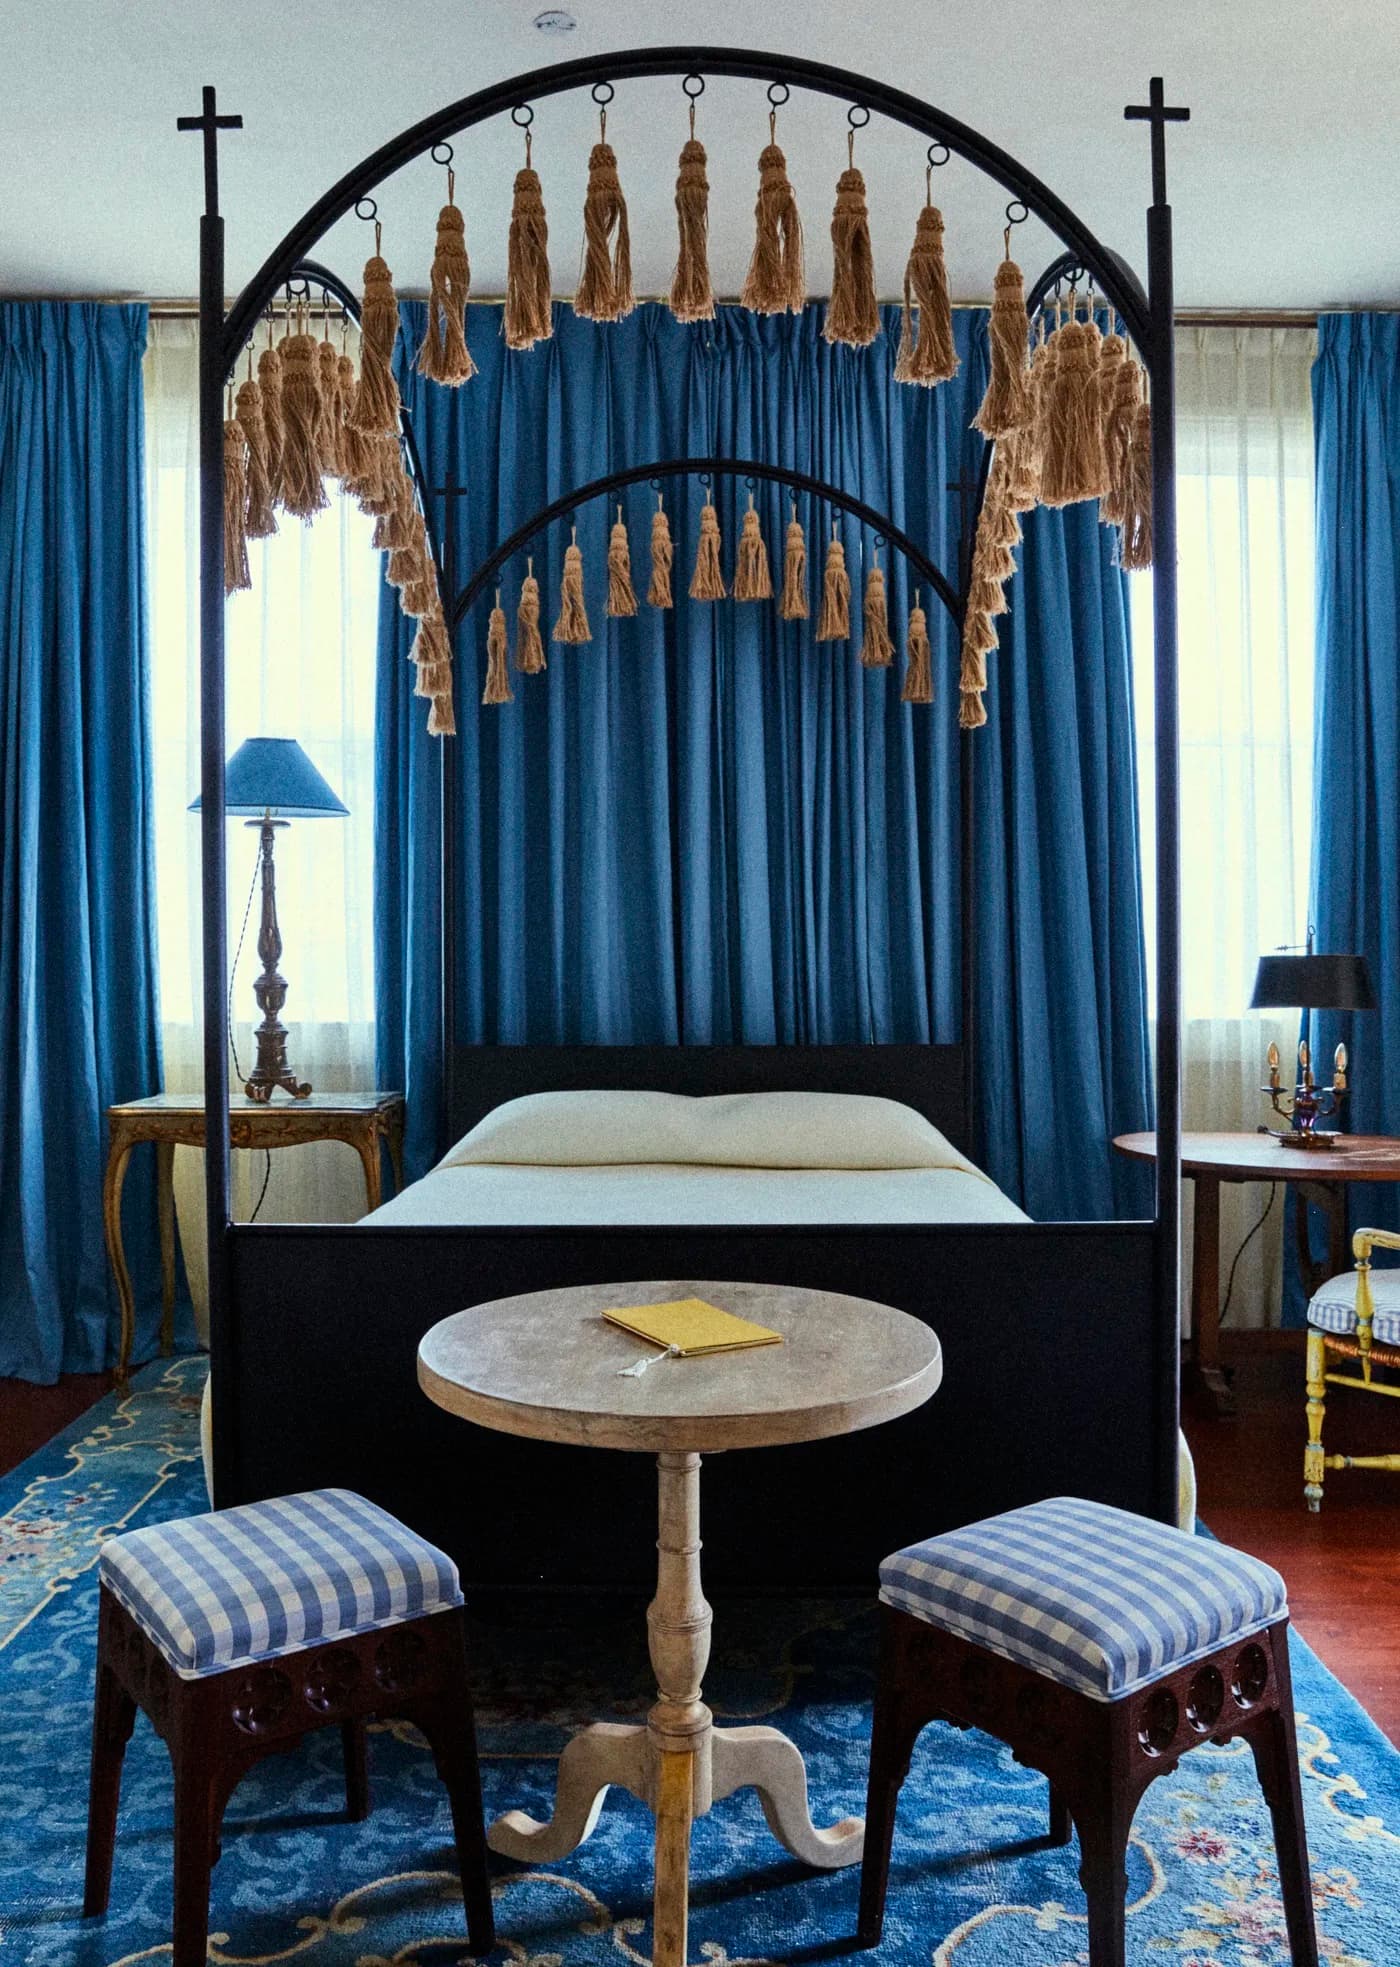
[353,1129,383,1216]
[102,1139,137,1386]
[1190,1174,1235,1417]
[156,1142,176,1356]
[386,1110,405,1199]
[648,1451,713,1967]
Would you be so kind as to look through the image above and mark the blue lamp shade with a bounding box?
[189,738,349,819]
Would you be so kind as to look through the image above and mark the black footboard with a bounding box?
[218,1219,1173,1593]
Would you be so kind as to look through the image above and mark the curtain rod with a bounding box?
[119,297,1332,325]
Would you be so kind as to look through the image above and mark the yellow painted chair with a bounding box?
[1305,1226,1400,1509]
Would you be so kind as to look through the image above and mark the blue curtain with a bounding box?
[1308,314,1400,1245]
[376,302,1150,1219]
[0,303,167,1381]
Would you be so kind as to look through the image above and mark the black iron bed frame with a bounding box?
[183,50,1184,1592]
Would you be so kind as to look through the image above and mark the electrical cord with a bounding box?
[228,841,274,1226]
[1217,1182,1278,1330]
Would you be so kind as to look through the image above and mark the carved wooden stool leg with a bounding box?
[856,1620,923,1949]
[1247,1633,1320,1967]
[83,1605,137,1917]
[1074,1783,1132,1967]
[341,1719,370,1821]
[171,1761,218,1967]
[1048,1782,1073,1848]
[409,1628,495,1960]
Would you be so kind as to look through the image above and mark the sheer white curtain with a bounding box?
[145,319,382,1330]
[1132,324,1318,1328]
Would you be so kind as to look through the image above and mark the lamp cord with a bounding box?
[1218,1182,1279,1330]
[227,839,274,1226]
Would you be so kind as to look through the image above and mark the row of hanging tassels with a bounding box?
[221,279,457,735]
[476,498,935,708]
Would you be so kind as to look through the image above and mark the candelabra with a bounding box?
[1262,1039,1349,1148]
[1250,936,1376,1151]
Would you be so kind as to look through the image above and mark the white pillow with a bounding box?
[438,1088,977,1174]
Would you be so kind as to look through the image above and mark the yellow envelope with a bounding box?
[602,1297,784,1357]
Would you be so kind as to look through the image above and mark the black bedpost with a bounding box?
[1127,76,1189,1523]
[179,85,242,1505]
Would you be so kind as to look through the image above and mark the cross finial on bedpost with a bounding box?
[1124,77,1189,209]
[178,84,243,219]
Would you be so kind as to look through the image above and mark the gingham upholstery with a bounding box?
[879,1497,1287,1702]
[98,1489,463,1680]
[1307,1267,1400,1346]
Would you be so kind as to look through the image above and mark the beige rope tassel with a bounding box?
[669,119,714,324]
[402,560,442,621]
[607,510,639,616]
[858,560,895,667]
[257,337,285,505]
[419,186,477,385]
[483,591,513,704]
[740,115,804,315]
[278,333,329,520]
[1102,352,1143,527]
[779,510,809,620]
[317,337,343,476]
[1119,401,1154,570]
[350,248,402,436]
[412,612,453,701]
[825,138,879,349]
[648,500,674,608]
[223,415,251,595]
[427,693,457,737]
[895,193,958,386]
[336,347,368,484]
[689,500,726,600]
[505,131,552,350]
[1039,306,1108,507]
[902,599,934,704]
[816,529,850,641]
[575,111,634,323]
[516,563,547,671]
[733,496,773,600]
[235,376,276,540]
[973,253,1033,438]
[1095,329,1126,514]
[553,531,592,643]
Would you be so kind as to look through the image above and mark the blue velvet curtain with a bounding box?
[376,302,1150,1219]
[0,303,166,1381]
[1308,314,1400,1242]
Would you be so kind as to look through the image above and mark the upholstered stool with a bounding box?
[857,1498,1317,1966]
[1305,1234,1400,1509]
[83,1488,495,1965]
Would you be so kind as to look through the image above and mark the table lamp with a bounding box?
[191,738,349,1103]
[1249,933,1377,1148]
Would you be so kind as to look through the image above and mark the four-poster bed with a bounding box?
[185,50,1184,1592]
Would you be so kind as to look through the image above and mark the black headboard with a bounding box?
[446,1044,968,1156]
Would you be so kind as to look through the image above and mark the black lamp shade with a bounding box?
[1249,952,1377,1011]
[189,737,349,819]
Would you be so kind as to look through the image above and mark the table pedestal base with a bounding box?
[486,1451,863,1967]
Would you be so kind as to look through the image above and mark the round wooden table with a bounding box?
[1114,1131,1400,1415]
[418,1277,942,1967]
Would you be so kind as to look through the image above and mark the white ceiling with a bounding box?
[5,1,1398,310]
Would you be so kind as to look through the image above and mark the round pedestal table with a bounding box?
[418,1277,942,1967]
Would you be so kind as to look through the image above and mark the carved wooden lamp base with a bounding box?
[242,818,312,1103]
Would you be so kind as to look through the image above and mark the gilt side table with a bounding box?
[103,1092,405,1382]
[418,1276,942,1967]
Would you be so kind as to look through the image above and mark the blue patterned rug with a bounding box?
[1,1359,1396,1965]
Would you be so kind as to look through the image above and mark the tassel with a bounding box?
[816,531,850,641]
[222,416,251,595]
[505,142,552,350]
[1095,331,1126,512]
[419,190,477,385]
[1102,353,1143,527]
[350,251,402,436]
[1029,318,1061,488]
[733,497,773,601]
[648,501,674,608]
[968,562,1007,620]
[858,561,895,668]
[427,692,457,738]
[1001,423,1041,514]
[959,594,993,727]
[483,591,513,704]
[317,337,343,476]
[824,146,879,349]
[412,610,453,682]
[669,129,714,324]
[553,533,592,643]
[740,121,804,315]
[235,377,276,540]
[901,600,934,704]
[779,511,809,620]
[1039,311,1108,507]
[257,341,285,505]
[606,510,638,617]
[1118,401,1154,570]
[516,564,547,671]
[575,119,634,323]
[973,255,1033,438]
[402,560,441,620]
[387,536,426,591]
[337,349,369,484]
[894,197,958,385]
[959,690,988,731]
[278,333,328,520]
[689,501,726,600]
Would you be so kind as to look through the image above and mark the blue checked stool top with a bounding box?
[99,1489,464,1680]
[1308,1266,1400,1346]
[879,1497,1287,1703]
